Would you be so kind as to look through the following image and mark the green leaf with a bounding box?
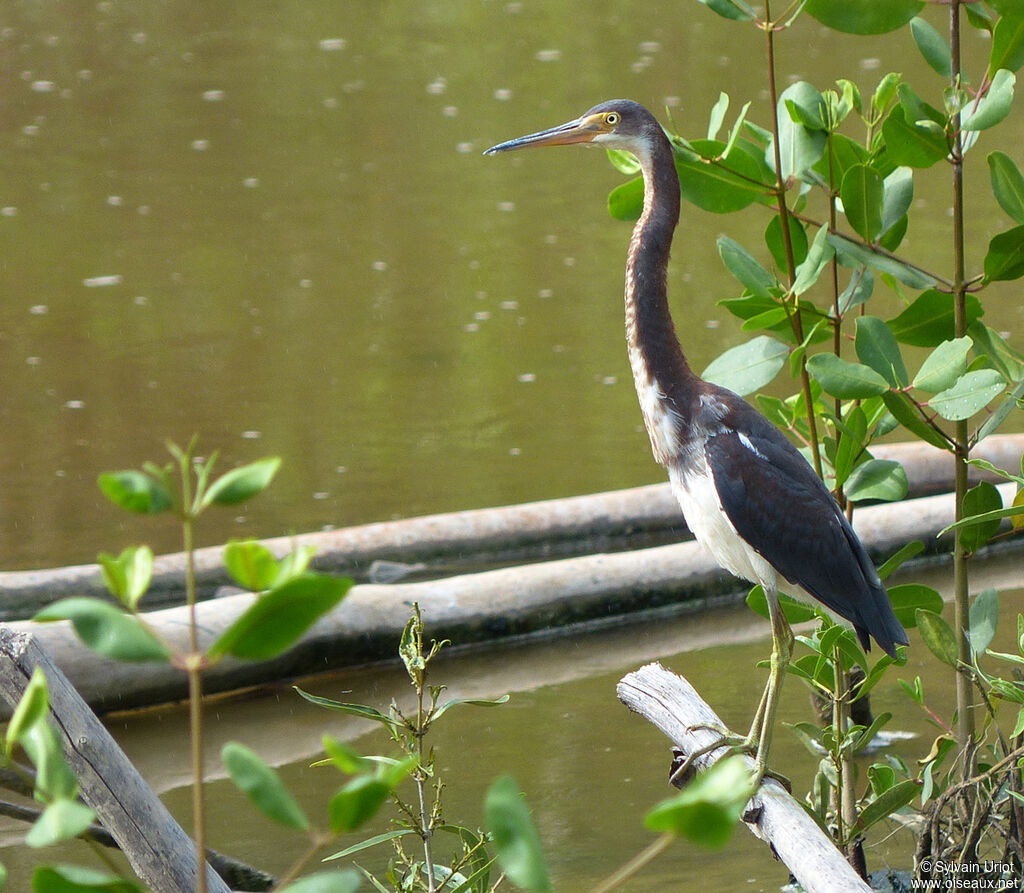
[676,139,768,213]
[745,586,818,625]
[97,471,173,515]
[816,132,870,188]
[605,148,640,175]
[916,609,959,667]
[201,457,281,508]
[26,799,96,848]
[888,584,943,629]
[984,224,1024,281]
[764,213,808,272]
[828,233,937,289]
[791,226,834,296]
[293,688,404,728]
[701,336,788,395]
[853,778,921,834]
[881,104,947,170]
[806,353,890,399]
[718,237,777,299]
[833,406,867,489]
[330,776,392,833]
[969,588,999,658]
[324,829,415,862]
[845,459,908,503]
[773,84,827,180]
[695,0,756,21]
[607,176,643,221]
[30,865,143,892]
[969,320,1024,382]
[855,315,908,387]
[888,288,984,347]
[7,668,49,755]
[911,16,952,77]
[222,742,310,830]
[707,93,729,140]
[988,151,1024,224]
[223,539,281,591]
[644,755,755,847]
[805,0,925,34]
[963,69,1016,130]
[276,871,362,893]
[33,599,169,662]
[208,574,351,661]
[783,82,828,132]
[841,164,885,242]
[989,15,1024,77]
[912,337,973,392]
[877,540,925,581]
[961,481,1005,552]
[22,721,78,801]
[928,369,1006,420]
[97,546,153,610]
[882,391,951,450]
[881,167,914,238]
[485,776,551,892]
[432,693,511,722]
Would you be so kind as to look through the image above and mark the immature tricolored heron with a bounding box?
[485,100,908,782]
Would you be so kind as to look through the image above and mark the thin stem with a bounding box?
[415,673,437,892]
[589,833,674,893]
[188,660,208,893]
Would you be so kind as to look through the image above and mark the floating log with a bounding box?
[0,435,1020,619]
[617,662,871,893]
[0,627,229,893]
[3,482,1017,717]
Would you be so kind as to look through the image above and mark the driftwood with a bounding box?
[3,481,1018,717]
[617,662,872,893]
[0,435,1021,618]
[0,627,230,893]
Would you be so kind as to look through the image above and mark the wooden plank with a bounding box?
[0,627,229,893]
[617,662,871,893]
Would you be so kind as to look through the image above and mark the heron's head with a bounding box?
[484,99,661,159]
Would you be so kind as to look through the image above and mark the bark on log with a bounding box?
[0,434,1020,618]
[0,627,229,893]
[3,482,1017,717]
[617,662,871,893]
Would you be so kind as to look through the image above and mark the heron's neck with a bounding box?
[624,138,698,444]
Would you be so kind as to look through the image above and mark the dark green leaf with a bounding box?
[330,776,392,833]
[913,337,973,393]
[718,237,778,299]
[880,104,947,170]
[607,176,643,221]
[701,336,788,395]
[745,586,818,625]
[774,84,827,180]
[97,546,153,610]
[644,755,755,847]
[222,742,310,830]
[432,693,511,722]
[276,871,362,893]
[208,574,352,661]
[806,353,890,399]
[485,776,551,892]
[815,133,869,189]
[695,0,756,20]
[984,224,1024,281]
[881,167,914,238]
[26,798,96,847]
[764,213,808,272]
[887,583,943,628]
[828,233,937,289]
[961,481,1005,552]
[970,320,1024,382]
[841,164,885,241]
[989,15,1024,77]
[911,16,952,77]
[676,140,768,213]
[888,289,984,347]
[833,406,867,489]
[33,599,169,662]
[202,456,281,508]
[324,829,415,862]
[845,459,908,503]
[805,0,924,34]
[97,471,173,515]
[881,391,951,450]
[928,370,1006,421]
[963,69,1016,131]
[854,779,921,834]
[293,687,404,728]
[855,315,908,387]
[783,82,828,132]
[988,151,1024,224]
[31,865,143,892]
[969,588,1000,657]
[916,609,959,667]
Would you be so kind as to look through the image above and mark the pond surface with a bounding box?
[1,2,1021,570]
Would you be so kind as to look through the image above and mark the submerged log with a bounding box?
[617,662,871,893]
[3,482,1017,717]
[0,627,229,893]
[0,434,1020,618]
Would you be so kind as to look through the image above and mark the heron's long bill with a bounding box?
[484,116,599,155]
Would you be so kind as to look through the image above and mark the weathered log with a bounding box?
[3,482,1018,717]
[617,662,872,893]
[0,627,229,893]
[0,435,1020,618]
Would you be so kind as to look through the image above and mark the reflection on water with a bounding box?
[1,3,1018,571]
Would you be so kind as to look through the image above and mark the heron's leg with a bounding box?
[747,587,794,783]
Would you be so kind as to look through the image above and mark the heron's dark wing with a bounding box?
[703,401,906,655]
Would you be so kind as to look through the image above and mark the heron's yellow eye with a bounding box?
[604,112,620,126]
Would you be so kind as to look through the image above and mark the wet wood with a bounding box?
[617,662,871,893]
[0,434,1020,619]
[3,482,1018,717]
[0,627,229,893]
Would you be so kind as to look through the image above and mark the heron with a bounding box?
[485,99,908,783]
